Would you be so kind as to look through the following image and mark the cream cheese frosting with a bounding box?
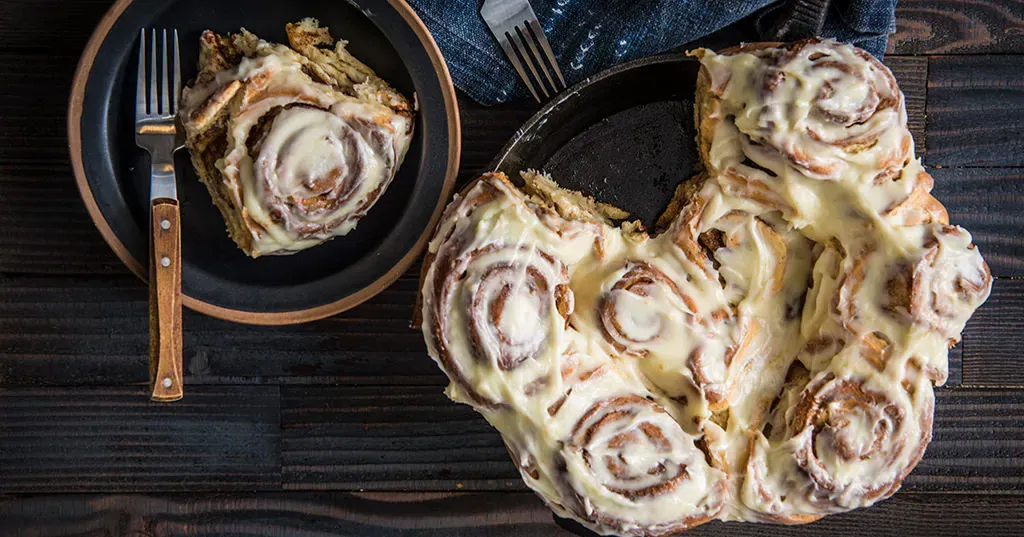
[180,21,414,257]
[420,39,991,536]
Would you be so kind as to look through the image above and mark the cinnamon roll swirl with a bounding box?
[418,39,992,535]
[597,260,699,357]
[179,19,413,257]
[742,364,934,519]
[556,394,727,536]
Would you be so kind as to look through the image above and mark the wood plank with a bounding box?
[0,273,972,388]
[0,165,127,274]
[925,55,1024,167]
[0,0,109,52]
[0,54,79,164]
[892,0,1024,55]
[3,491,1024,537]
[282,385,1024,493]
[0,51,128,275]
[0,274,447,386]
[281,386,520,491]
[930,167,1024,277]
[963,278,1024,387]
[0,385,281,493]
[885,56,928,157]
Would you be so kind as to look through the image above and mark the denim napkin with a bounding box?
[407,0,897,104]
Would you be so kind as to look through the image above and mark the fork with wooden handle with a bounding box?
[136,28,184,401]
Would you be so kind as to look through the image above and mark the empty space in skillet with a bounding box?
[79,0,451,314]
[493,56,700,229]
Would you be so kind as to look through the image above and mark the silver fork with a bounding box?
[481,0,566,102]
[136,28,184,402]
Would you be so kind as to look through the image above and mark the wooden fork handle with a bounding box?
[149,198,183,402]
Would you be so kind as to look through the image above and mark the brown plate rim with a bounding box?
[67,0,461,325]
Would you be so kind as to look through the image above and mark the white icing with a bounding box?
[180,40,413,256]
[420,40,991,535]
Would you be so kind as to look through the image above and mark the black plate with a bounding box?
[69,0,459,324]
[493,54,699,230]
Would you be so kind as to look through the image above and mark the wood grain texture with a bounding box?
[885,56,928,156]
[0,51,127,275]
[0,2,1022,534]
[0,386,281,492]
[925,55,1024,167]
[281,386,519,491]
[930,167,1024,277]
[280,385,1024,494]
[0,0,108,52]
[891,0,1024,55]
[3,492,1024,537]
[962,278,1024,387]
[0,164,124,274]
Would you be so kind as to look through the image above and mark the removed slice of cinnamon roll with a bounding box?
[179,19,414,257]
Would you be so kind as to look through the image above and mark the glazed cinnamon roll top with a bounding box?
[180,19,413,257]
[420,39,991,536]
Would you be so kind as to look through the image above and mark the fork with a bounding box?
[136,28,184,402]
[481,0,566,102]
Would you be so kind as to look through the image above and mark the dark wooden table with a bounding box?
[2,1,1023,535]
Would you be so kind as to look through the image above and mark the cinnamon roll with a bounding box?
[179,19,413,257]
[418,39,992,534]
[556,394,727,536]
[742,363,934,519]
[696,40,908,182]
[597,260,699,357]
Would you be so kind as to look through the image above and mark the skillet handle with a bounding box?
[761,0,831,41]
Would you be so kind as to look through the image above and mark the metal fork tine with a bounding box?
[507,29,549,98]
[137,29,147,116]
[160,29,170,116]
[517,24,557,94]
[149,29,158,116]
[527,19,566,89]
[496,35,541,102]
[173,29,181,115]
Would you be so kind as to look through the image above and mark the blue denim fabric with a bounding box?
[407,0,897,104]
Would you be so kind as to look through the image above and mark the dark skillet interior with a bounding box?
[80,0,451,314]
[493,55,700,230]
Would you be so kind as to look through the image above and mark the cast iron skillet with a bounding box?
[69,0,460,324]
